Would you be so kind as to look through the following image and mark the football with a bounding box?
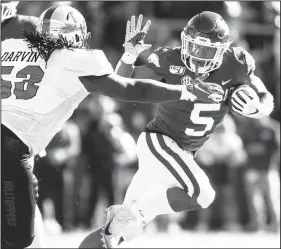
[229,84,259,117]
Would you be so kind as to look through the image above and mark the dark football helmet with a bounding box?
[181,11,232,74]
[1,1,19,22]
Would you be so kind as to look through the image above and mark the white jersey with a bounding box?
[1,39,113,155]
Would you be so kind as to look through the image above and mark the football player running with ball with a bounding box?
[80,11,274,248]
[1,5,225,249]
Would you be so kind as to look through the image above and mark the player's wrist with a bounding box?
[121,52,138,64]
[259,94,274,116]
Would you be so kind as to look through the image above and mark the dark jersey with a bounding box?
[1,14,38,41]
[145,46,256,151]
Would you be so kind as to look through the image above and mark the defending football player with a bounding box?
[1,2,45,248]
[89,12,274,248]
[1,5,224,249]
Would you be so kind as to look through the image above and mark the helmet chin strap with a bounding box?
[195,65,199,77]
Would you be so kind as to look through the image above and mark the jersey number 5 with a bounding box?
[1,65,44,100]
[185,103,221,137]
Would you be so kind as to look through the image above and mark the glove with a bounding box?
[122,14,152,63]
[231,90,265,118]
[182,73,224,103]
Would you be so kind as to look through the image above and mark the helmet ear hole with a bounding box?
[75,34,80,43]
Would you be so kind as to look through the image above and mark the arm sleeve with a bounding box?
[61,49,114,77]
[235,47,268,94]
[235,47,274,116]
[18,15,38,34]
[78,73,183,103]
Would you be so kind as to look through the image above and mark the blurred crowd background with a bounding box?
[18,1,280,237]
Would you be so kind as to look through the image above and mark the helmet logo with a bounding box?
[67,12,77,23]
[217,29,228,39]
[217,19,229,39]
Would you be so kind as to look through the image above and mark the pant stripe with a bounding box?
[145,133,188,191]
[156,134,201,199]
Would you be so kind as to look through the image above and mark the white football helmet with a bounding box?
[1,1,19,22]
[36,5,90,48]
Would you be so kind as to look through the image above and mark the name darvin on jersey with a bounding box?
[1,51,40,63]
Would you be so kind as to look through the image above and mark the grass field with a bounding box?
[33,229,280,248]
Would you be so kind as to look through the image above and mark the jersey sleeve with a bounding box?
[234,47,255,80]
[19,15,38,33]
[234,47,268,93]
[60,49,114,77]
[145,47,170,77]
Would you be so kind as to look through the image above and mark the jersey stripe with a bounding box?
[156,134,201,200]
[145,133,188,191]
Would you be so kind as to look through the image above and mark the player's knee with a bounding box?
[2,234,35,248]
[197,184,216,209]
[166,187,201,212]
[167,183,216,212]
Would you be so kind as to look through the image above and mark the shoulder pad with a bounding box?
[60,49,113,77]
[154,46,171,54]
[147,46,173,69]
[172,46,181,51]
[2,39,27,51]
[27,16,39,26]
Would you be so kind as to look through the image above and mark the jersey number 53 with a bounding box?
[1,65,44,100]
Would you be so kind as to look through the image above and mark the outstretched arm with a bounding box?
[79,72,224,104]
[79,73,193,103]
